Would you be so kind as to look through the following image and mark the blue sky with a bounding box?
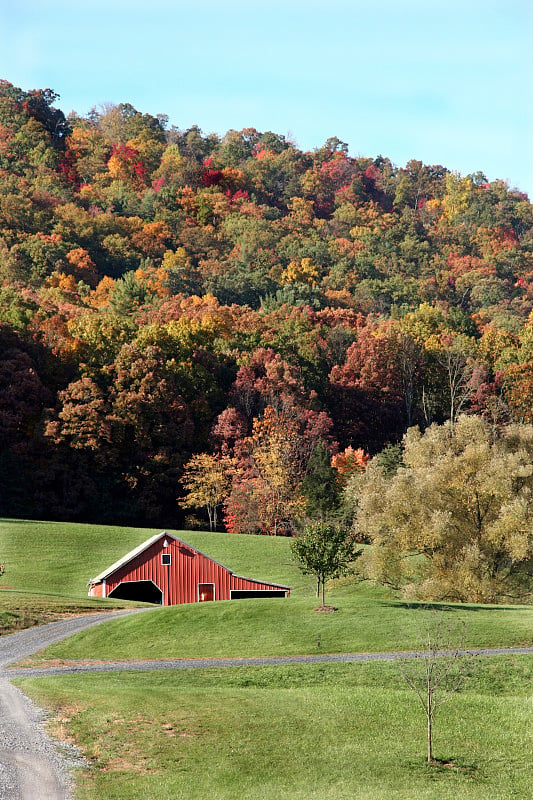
[1,0,532,196]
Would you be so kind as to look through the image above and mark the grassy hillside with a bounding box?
[2,520,530,662]
[0,518,309,634]
[0,519,171,629]
[18,656,533,800]
[0,519,299,596]
[0,519,161,596]
[4,519,532,799]
[23,594,533,664]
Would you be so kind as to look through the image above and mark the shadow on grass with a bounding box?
[405,756,480,778]
[381,600,528,613]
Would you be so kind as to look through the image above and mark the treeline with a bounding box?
[1,79,533,529]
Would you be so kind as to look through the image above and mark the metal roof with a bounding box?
[87,531,291,589]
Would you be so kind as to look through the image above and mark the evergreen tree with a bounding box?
[300,441,340,519]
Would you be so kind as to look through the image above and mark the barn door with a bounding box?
[198,583,215,602]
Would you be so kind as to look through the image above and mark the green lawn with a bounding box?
[0,519,165,596]
[2,519,531,661]
[3,519,532,800]
[23,593,533,665]
[17,656,533,800]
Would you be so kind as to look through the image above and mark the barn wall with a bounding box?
[229,574,290,596]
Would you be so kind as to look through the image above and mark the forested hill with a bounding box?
[1,78,532,528]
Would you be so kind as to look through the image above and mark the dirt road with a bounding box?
[0,677,79,800]
[0,610,149,800]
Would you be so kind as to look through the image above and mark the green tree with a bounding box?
[107,271,147,315]
[355,415,533,602]
[291,522,360,606]
[300,440,340,519]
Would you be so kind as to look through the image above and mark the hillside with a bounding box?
[0,79,532,530]
[4,519,532,799]
[1,520,531,659]
[0,519,295,596]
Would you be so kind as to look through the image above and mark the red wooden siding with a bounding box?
[88,533,290,606]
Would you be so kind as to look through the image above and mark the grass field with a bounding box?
[1,519,532,661]
[0,519,164,596]
[0,519,161,630]
[20,591,533,666]
[3,519,533,799]
[18,656,533,800]
[0,518,301,635]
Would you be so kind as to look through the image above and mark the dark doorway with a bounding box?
[198,583,215,601]
[108,580,163,604]
[230,590,287,599]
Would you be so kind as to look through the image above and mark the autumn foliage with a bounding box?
[0,78,532,563]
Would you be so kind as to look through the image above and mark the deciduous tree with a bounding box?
[355,415,533,602]
[397,610,476,763]
[180,452,235,531]
[291,521,360,606]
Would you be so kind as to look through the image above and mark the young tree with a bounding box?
[291,522,361,606]
[397,610,476,763]
[179,452,235,531]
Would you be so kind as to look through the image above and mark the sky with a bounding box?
[1,0,532,197]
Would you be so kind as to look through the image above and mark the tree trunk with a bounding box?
[321,578,325,607]
[427,683,433,763]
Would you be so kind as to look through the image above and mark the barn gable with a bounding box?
[88,531,291,606]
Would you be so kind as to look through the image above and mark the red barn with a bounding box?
[87,531,291,606]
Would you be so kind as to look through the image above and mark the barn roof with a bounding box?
[88,531,172,584]
[87,531,291,589]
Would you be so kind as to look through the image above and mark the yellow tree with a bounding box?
[354,415,533,602]
[247,407,306,535]
[280,257,320,287]
[442,172,473,222]
[180,452,236,531]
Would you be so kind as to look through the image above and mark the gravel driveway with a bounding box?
[0,609,149,800]
[0,609,532,799]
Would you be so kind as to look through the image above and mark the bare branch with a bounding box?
[397,608,477,763]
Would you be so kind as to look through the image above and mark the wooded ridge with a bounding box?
[0,79,532,537]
